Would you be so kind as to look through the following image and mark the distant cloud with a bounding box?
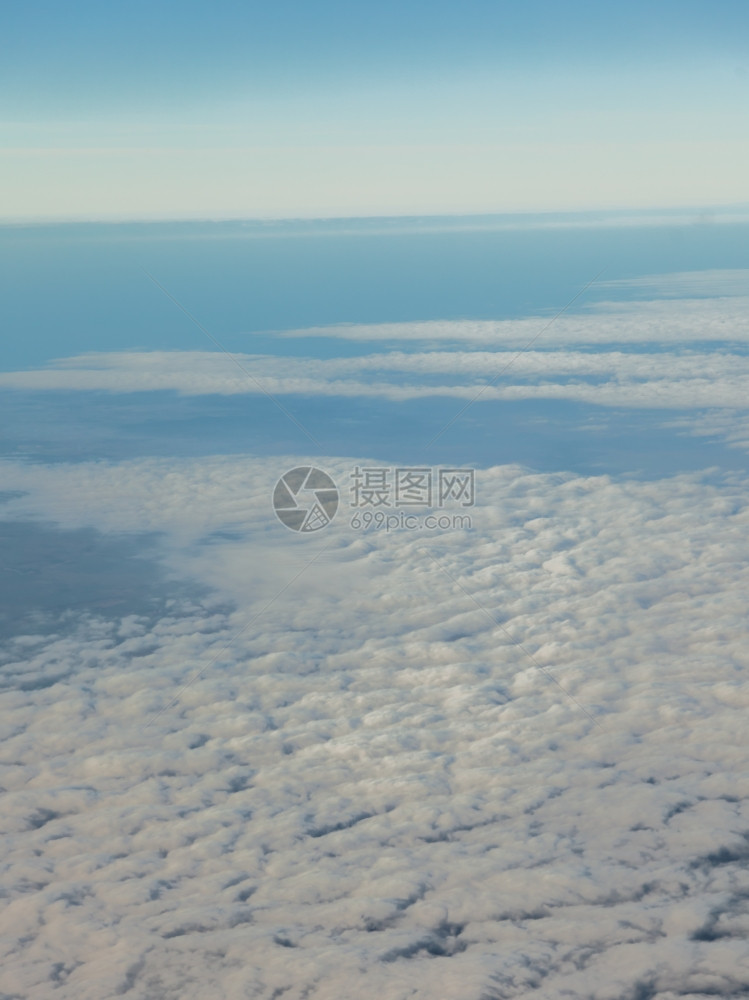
[597,268,749,298]
[2,340,749,414]
[280,294,749,344]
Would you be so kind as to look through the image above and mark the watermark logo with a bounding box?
[273,465,475,533]
[350,466,474,509]
[273,467,339,532]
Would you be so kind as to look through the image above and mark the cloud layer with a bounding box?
[1,455,749,997]
[2,294,749,442]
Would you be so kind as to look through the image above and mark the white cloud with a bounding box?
[2,455,749,996]
[2,294,748,429]
[280,294,749,345]
[666,409,749,453]
[2,342,749,413]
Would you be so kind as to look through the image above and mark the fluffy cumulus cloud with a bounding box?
[2,454,749,998]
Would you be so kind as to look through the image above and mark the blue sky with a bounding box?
[3,1,749,219]
[4,1,748,110]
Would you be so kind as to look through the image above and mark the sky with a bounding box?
[3,0,749,219]
[4,5,749,999]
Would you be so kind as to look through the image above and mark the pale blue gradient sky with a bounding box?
[2,1,748,219]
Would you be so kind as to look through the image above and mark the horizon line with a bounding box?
[3,202,749,235]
